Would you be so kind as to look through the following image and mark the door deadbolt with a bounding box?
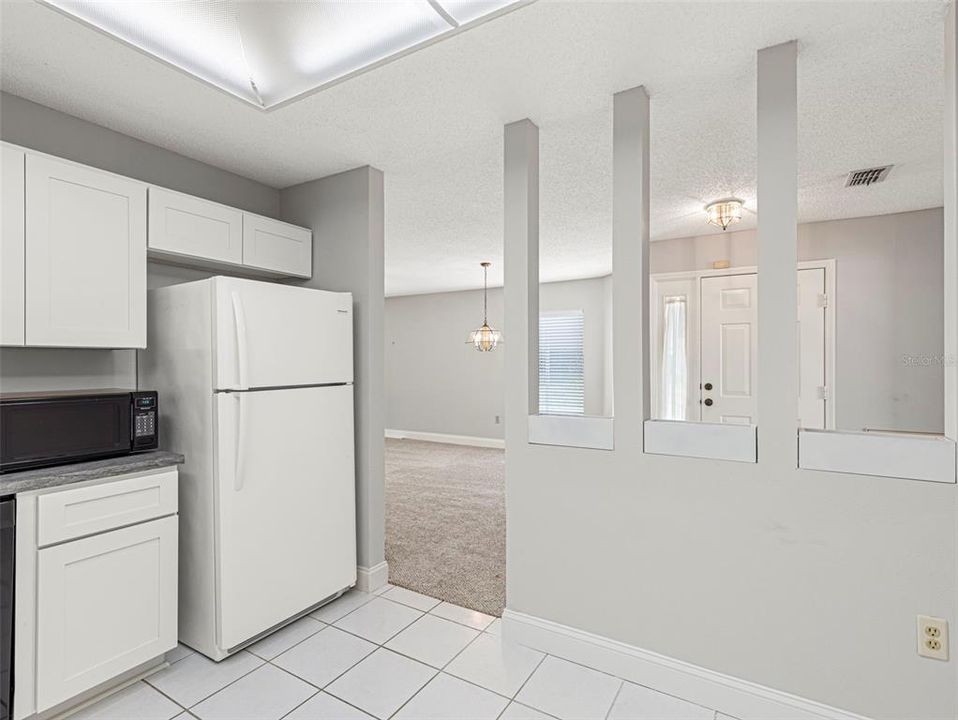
[703,382,713,391]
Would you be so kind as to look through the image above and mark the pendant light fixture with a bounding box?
[705,199,744,231]
[467,262,502,352]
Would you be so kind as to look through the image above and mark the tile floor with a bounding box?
[68,585,726,720]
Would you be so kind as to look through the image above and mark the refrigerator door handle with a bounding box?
[234,393,246,492]
[231,291,249,390]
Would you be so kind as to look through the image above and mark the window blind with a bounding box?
[539,311,585,415]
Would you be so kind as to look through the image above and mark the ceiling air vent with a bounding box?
[845,165,893,187]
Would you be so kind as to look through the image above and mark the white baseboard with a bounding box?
[502,609,870,720]
[385,428,505,449]
[356,561,389,593]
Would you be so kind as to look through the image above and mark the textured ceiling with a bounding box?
[0,1,946,296]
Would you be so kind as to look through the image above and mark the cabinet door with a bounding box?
[149,187,243,265]
[25,155,147,348]
[1,145,25,345]
[35,516,177,712]
[242,213,312,277]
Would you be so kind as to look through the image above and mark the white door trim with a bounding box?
[651,260,836,429]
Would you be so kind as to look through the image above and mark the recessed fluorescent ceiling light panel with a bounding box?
[42,0,524,108]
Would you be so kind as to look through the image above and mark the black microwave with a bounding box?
[0,390,158,474]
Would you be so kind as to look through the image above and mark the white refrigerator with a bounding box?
[139,276,356,661]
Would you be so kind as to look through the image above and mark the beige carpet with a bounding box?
[385,438,505,617]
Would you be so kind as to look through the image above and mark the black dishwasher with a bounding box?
[0,497,13,720]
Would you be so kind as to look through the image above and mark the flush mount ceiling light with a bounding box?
[705,199,744,231]
[41,0,527,109]
[467,261,502,352]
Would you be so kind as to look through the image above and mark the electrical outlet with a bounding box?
[917,615,949,661]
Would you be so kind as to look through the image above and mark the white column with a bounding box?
[757,41,798,467]
[504,119,539,449]
[612,86,651,446]
[944,4,957,440]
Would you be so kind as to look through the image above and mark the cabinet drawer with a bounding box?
[149,187,243,265]
[36,515,178,711]
[37,469,177,547]
[242,213,312,277]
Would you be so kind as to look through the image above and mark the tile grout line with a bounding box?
[604,678,626,720]
[512,651,548,700]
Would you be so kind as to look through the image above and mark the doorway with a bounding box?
[650,262,835,429]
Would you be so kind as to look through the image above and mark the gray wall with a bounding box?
[0,92,279,216]
[385,275,612,440]
[280,167,386,575]
[0,94,280,395]
[652,207,944,433]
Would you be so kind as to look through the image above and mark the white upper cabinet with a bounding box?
[242,213,312,278]
[25,154,147,348]
[148,187,243,265]
[1,145,25,346]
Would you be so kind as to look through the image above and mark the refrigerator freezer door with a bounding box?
[214,385,356,651]
[213,277,352,391]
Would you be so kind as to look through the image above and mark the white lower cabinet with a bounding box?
[35,515,178,712]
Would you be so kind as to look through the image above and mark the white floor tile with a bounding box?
[372,584,395,596]
[247,616,325,660]
[515,656,621,720]
[608,682,713,720]
[429,602,495,631]
[393,673,508,720]
[284,691,374,719]
[325,648,436,720]
[68,681,181,720]
[444,633,544,698]
[311,590,375,624]
[715,714,739,720]
[382,586,443,612]
[484,619,502,636]
[385,614,479,668]
[498,702,556,720]
[166,644,195,665]
[334,596,423,644]
[273,626,377,688]
[191,664,315,720]
[146,650,263,708]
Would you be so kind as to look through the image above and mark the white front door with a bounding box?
[214,384,356,651]
[700,274,758,424]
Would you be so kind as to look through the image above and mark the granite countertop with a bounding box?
[0,450,185,495]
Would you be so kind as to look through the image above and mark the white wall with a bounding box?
[652,208,945,433]
[385,275,612,440]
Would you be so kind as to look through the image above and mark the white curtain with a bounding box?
[660,297,688,421]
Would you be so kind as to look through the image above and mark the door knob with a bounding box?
[704,398,713,406]
[704,382,713,391]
